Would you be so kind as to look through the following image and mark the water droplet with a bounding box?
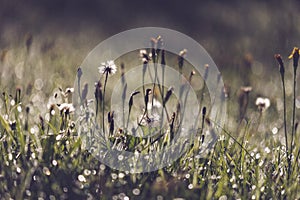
[118,155,124,161]
[34,79,44,91]
[132,188,140,196]
[78,174,86,182]
[10,99,15,106]
[272,127,278,135]
[17,105,22,112]
[43,167,51,176]
[16,167,21,173]
[52,160,58,166]
[84,169,91,176]
[118,173,125,179]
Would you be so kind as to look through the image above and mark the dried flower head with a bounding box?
[178,49,187,69]
[139,49,151,64]
[255,97,271,112]
[288,47,299,69]
[275,54,285,76]
[57,103,75,113]
[98,60,117,75]
[240,86,252,93]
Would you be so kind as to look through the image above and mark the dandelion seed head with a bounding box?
[255,97,270,112]
[98,60,117,75]
[179,49,187,56]
[272,127,278,135]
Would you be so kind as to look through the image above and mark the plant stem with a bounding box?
[102,71,109,134]
[281,75,290,180]
[291,67,297,154]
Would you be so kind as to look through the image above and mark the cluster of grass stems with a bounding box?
[0,38,299,199]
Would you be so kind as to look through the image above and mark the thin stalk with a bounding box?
[281,74,290,180]
[102,71,109,134]
[275,54,290,180]
[290,67,297,154]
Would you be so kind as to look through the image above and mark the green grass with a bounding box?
[0,36,299,199]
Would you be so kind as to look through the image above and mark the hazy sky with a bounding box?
[1,0,300,70]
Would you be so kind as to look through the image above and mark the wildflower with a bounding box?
[139,113,160,128]
[139,49,151,64]
[57,103,75,113]
[98,60,117,75]
[147,98,162,111]
[275,54,285,76]
[288,47,299,69]
[238,86,252,121]
[65,87,74,94]
[255,97,271,112]
[178,49,187,70]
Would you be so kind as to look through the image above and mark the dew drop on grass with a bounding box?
[25,189,31,197]
[118,172,125,179]
[45,113,50,121]
[157,195,164,200]
[264,147,271,154]
[10,99,15,106]
[34,79,44,90]
[43,167,51,176]
[132,188,140,196]
[52,160,57,166]
[100,164,106,171]
[17,105,22,112]
[16,167,21,173]
[8,153,12,161]
[15,61,24,79]
[63,187,68,193]
[272,127,278,135]
[78,174,86,182]
[255,153,261,159]
[219,195,227,200]
[56,134,63,141]
[84,169,91,176]
[111,173,118,180]
[118,155,124,161]
[296,96,300,109]
[185,174,190,179]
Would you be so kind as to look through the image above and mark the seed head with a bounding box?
[98,60,117,75]
[255,97,271,112]
[178,49,187,69]
[77,67,83,79]
[288,47,299,69]
[275,54,285,76]
[140,50,151,64]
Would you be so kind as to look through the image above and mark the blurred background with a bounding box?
[0,0,299,103]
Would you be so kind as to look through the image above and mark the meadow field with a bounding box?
[1,1,300,199]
